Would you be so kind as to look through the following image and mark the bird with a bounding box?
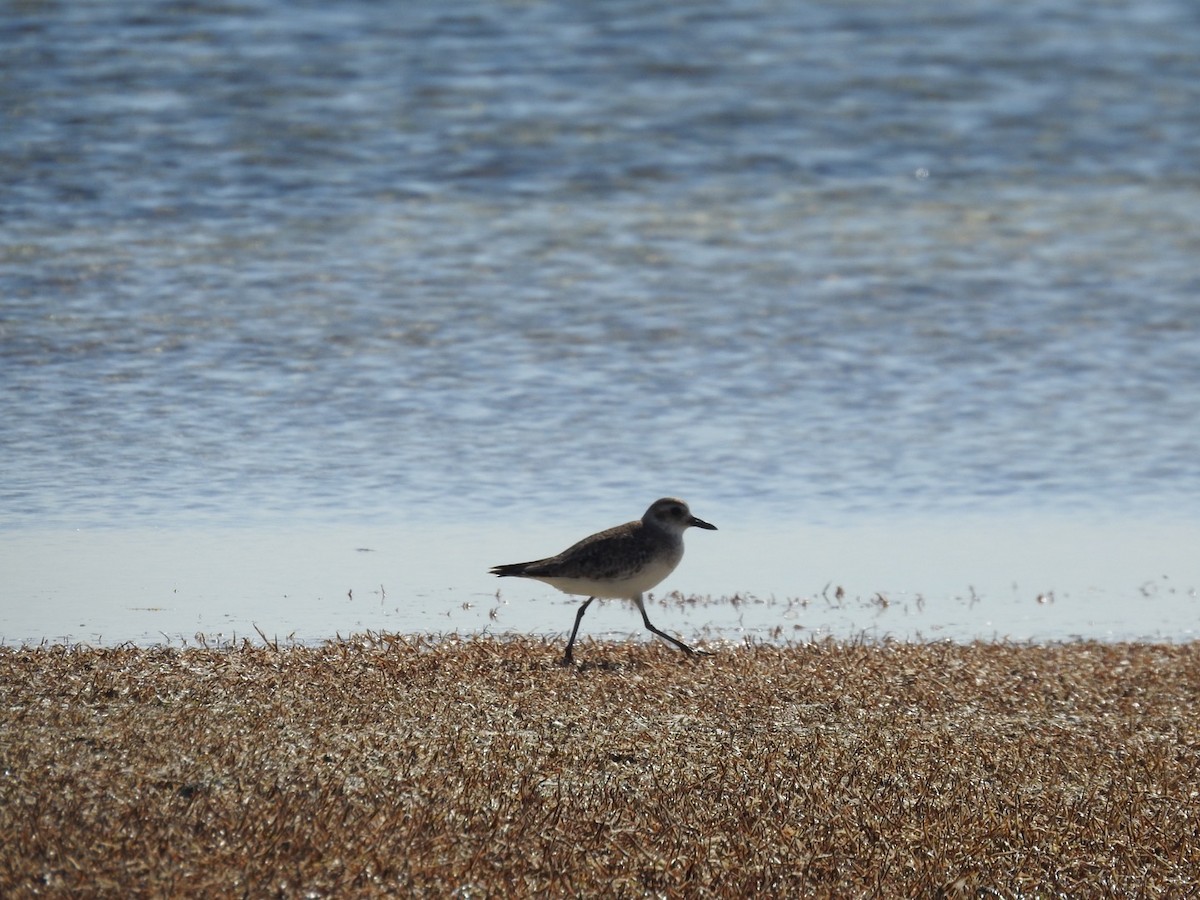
[490,497,717,665]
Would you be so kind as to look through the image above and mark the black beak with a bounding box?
[689,516,717,531]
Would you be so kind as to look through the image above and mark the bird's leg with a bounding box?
[634,595,698,657]
[562,596,596,666]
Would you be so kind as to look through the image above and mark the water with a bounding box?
[3,0,1199,645]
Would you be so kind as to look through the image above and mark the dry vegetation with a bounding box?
[1,636,1198,897]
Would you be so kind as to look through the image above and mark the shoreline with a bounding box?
[5,516,1200,647]
[3,636,1198,895]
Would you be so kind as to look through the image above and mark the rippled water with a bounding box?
[3,0,1199,643]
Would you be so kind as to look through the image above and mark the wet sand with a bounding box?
[2,636,1197,896]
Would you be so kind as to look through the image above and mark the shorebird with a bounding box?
[490,497,717,665]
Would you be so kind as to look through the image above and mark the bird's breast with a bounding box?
[536,551,682,600]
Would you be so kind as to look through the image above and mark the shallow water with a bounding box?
[3,514,1197,647]
[2,1,1199,643]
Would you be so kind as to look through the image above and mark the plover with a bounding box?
[490,497,717,665]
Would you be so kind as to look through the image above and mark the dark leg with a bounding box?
[562,596,596,666]
[634,595,697,656]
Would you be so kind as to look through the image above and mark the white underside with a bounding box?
[531,556,679,600]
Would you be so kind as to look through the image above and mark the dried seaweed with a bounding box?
[2,637,1197,896]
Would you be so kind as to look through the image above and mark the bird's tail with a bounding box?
[490,562,532,578]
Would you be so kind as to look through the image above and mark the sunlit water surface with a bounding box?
[3,0,1199,644]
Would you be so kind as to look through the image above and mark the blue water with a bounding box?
[3,0,1199,644]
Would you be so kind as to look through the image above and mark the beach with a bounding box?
[2,636,1197,896]
[7,4,1200,893]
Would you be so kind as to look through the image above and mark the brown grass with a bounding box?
[1,636,1198,897]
